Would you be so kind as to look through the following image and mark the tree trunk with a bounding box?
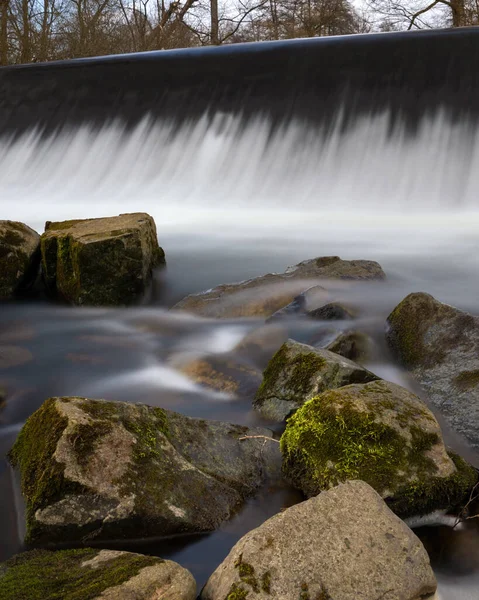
[210,0,219,44]
[0,0,8,65]
[451,0,465,26]
[20,0,31,63]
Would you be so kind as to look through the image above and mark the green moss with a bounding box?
[256,344,326,402]
[261,571,271,594]
[234,555,259,593]
[280,386,478,516]
[0,548,160,600]
[7,399,87,541]
[69,421,113,467]
[45,220,84,231]
[225,583,249,600]
[0,230,23,246]
[454,370,479,390]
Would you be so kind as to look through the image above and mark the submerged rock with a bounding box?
[234,324,288,369]
[325,330,373,362]
[281,379,477,517]
[172,256,385,318]
[201,480,437,600]
[178,353,262,397]
[308,301,356,320]
[0,221,40,299]
[0,548,196,600]
[253,340,379,421]
[387,292,479,450]
[0,345,34,370]
[8,397,281,545]
[40,213,165,306]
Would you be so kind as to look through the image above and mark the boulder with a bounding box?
[0,548,196,600]
[253,340,379,422]
[8,396,281,545]
[281,379,478,517]
[178,354,262,397]
[326,330,372,362]
[308,301,356,320]
[172,256,385,318]
[0,221,40,299]
[234,325,288,369]
[201,480,437,600]
[387,292,479,450]
[40,213,165,306]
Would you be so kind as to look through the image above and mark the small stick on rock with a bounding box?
[238,435,280,443]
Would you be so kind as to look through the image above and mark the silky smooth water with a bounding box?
[1,111,479,598]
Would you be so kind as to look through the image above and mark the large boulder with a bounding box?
[281,379,477,517]
[326,330,373,363]
[40,213,165,306]
[387,292,479,450]
[0,548,196,600]
[253,340,379,421]
[172,256,385,318]
[0,220,40,299]
[201,480,437,600]
[8,397,281,545]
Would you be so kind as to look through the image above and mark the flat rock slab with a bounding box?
[41,213,165,306]
[387,292,479,450]
[9,397,281,545]
[281,379,477,517]
[201,480,437,600]
[253,339,379,421]
[172,256,385,318]
[0,220,40,299]
[0,548,196,600]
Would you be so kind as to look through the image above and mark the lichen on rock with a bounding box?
[253,340,379,422]
[280,379,477,517]
[0,220,40,299]
[40,213,165,306]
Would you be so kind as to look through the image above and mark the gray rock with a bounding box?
[40,213,165,306]
[308,301,356,320]
[0,548,196,600]
[201,480,437,600]
[326,330,372,362]
[172,256,385,318]
[0,220,40,299]
[387,292,479,450]
[281,379,478,517]
[253,339,379,421]
[8,397,281,545]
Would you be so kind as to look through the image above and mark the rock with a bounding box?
[40,213,165,306]
[0,548,196,600]
[201,480,437,600]
[326,330,372,362]
[234,325,288,369]
[172,256,385,318]
[178,354,262,397]
[0,221,40,299]
[281,379,478,517]
[308,301,356,320]
[8,396,281,545]
[253,340,379,422]
[0,346,34,369]
[266,285,329,322]
[387,292,479,450]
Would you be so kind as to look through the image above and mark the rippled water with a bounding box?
[1,111,479,597]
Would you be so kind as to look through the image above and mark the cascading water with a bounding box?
[1,28,479,600]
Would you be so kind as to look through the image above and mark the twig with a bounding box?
[239,435,280,443]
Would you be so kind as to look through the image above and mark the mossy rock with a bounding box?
[253,340,379,422]
[281,379,478,518]
[0,548,196,600]
[326,330,372,363]
[8,396,281,545]
[201,481,437,600]
[0,220,40,299]
[172,256,385,319]
[178,353,262,397]
[40,213,165,306]
[387,292,479,450]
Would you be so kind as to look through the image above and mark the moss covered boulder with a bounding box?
[253,340,379,422]
[0,220,40,299]
[0,548,196,600]
[326,330,373,363]
[201,480,437,600]
[40,213,165,306]
[281,380,478,517]
[172,256,385,318]
[8,397,281,545]
[387,292,479,450]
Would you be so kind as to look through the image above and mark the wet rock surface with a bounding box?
[40,213,165,306]
[387,292,479,451]
[8,397,281,545]
[253,339,379,422]
[0,221,40,299]
[201,480,437,600]
[172,256,385,318]
[0,548,196,600]
[281,379,478,517]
